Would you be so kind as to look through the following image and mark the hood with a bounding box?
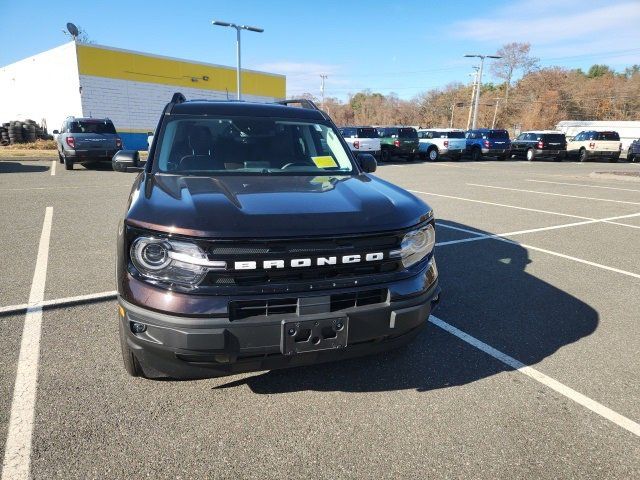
[125,173,431,238]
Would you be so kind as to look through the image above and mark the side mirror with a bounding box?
[52,130,59,135]
[112,150,144,172]
[357,153,377,173]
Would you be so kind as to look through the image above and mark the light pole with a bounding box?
[464,54,501,129]
[450,102,464,128]
[466,67,479,130]
[212,20,264,100]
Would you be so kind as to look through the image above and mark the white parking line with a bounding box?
[467,183,640,206]
[436,222,640,280]
[409,190,593,220]
[435,211,640,246]
[0,290,118,315]
[0,184,132,193]
[428,316,640,437]
[2,207,53,480]
[526,179,640,193]
[50,161,55,176]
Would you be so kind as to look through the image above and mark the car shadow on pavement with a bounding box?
[216,220,598,394]
[0,161,50,173]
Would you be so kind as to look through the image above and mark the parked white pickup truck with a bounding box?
[417,129,466,161]
[339,126,381,159]
[566,130,621,162]
[418,128,467,162]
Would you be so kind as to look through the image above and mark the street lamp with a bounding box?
[464,54,502,129]
[212,20,264,100]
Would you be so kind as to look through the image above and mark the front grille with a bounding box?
[200,230,406,289]
[228,288,388,321]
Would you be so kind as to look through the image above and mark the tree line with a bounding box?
[303,43,640,131]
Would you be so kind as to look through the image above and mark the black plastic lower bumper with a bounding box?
[119,278,440,379]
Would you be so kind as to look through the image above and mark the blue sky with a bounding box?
[1,0,639,100]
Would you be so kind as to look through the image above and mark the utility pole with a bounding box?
[466,68,479,130]
[320,74,328,110]
[491,98,502,129]
[464,54,502,129]
[212,20,264,100]
[450,102,464,128]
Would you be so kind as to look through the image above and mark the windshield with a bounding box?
[155,116,355,175]
[357,128,378,138]
[69,120,116,134]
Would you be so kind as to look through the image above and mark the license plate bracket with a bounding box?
[281,316,348,355]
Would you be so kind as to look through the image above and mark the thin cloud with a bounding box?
[453,1,640,45]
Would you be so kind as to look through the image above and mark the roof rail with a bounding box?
[275,98,332,121]
[275,99,321,111]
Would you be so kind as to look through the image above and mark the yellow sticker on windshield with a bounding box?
[311,155,337,168]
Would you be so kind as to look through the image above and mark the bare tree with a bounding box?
[75,25,94,44]
[490,42,538,104]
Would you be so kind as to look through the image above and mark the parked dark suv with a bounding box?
[376,127,420,162]
[465,129,511,160]
[53,117,122,170]
[627,138,640,163]
[112,94,440,379]
[510,131,567,161]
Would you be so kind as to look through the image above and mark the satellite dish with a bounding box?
[66,22,79,38]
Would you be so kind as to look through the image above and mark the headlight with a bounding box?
[391,223,436,268]
[130,237,223,287]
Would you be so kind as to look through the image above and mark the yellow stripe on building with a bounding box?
[76,44,285,99]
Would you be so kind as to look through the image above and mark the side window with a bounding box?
[516,133,525,140]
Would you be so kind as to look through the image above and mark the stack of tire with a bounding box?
[0,120,50,145]
[0,123,9,146]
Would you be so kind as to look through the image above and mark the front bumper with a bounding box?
[119,261,440,379]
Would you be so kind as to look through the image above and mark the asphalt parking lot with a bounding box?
[1,156,639,479]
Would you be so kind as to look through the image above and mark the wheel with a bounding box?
[627,150,635,162]
[427,147,439,161]
[578,148,588,162]
[526,148,535,161]
[119,318,144,377]
[471,147,481,161]
[63,154,73,170]
[381,149,390,163]
[609,157,618,163]
[58,151,64,163]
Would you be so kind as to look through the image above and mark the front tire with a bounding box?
[427,147,439,161]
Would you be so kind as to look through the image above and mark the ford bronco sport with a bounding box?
[113,94,440,379]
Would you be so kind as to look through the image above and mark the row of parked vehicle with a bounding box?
[339,126,634,163]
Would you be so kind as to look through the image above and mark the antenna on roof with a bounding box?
[66,22,79,40]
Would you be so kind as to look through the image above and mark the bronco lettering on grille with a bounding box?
[233,252,384,270]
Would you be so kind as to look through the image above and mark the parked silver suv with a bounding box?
[53,117,122,170]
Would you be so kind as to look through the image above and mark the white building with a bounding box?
[555,120,640,151]
[0,42,286,149]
